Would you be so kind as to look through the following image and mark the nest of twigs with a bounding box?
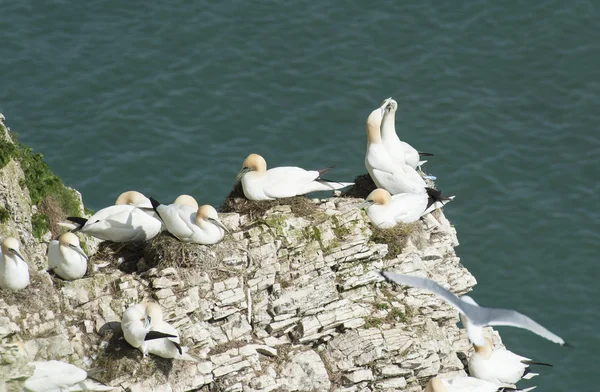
[341,174,377,199]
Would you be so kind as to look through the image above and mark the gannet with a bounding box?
[235,153,353,200]
[0,237,30,291]
[360,188,454,228]
[121,302,196,361]
[47,232,88,280]
[150,198,227,244]
[424,376,536,392]
[468,336,552,386]
[380,98,433,170]
[24,360,115,392]
[378,272,567,346]
[365,102,429,195]
[173,194,199,209]
[64,191,162,242]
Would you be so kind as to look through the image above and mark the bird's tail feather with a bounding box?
[425,188,455,210]
[65,217,88,232]
[314,180,354,191]
[418,151,434,156]
[499,387,537,392]
[148,197,163,221]
[521,360,553,367]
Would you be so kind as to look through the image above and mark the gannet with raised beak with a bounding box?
[424,376,536,392]
[360,188,454,228]
[150,198,227,244]
[121,302,196,361]
[64,191,162,243]
[47,232,88,280]
[236,153,353,201]
[0,237,30,290]
[365,101,430,195]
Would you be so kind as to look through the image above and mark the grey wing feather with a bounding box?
[486,308,566,345]
[379,271,467,315]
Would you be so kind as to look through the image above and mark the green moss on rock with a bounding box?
[0,207,10,223]
[31,213,50,239]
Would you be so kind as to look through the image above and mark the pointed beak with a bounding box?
[12,249,26,263]
[144,315,151,329]
[358,200,374,210]
[70,244,89,262]
[208,218,229,233]
[236,167,250,181]
[380,98,392,114]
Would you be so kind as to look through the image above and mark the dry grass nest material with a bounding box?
[91,241,146,274]
[341,174,377,199]
[219,181,319,219]
[0,272,60,319]
[144,232,222,270]
[370,222,421,260]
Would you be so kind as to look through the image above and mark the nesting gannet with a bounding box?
[360,188,454,228]
[173,194,199,209]
[365,102,430,195]
[0,237,30,291]
[24,360,115,392]
[47,232,88,280]
[121,302,196,361]
[468,336,552,387]
[64,191,162,243]
[378,272,567,346]
[235,153,353,200]
[424,376,536,392]
[150,198,227,244]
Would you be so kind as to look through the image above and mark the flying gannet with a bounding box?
[236,153,353,201]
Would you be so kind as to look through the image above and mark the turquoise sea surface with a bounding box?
[1,1,599,390]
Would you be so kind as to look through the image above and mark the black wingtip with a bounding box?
[521,359,553,367]
[148,197,163,222]
[66,217,88,232]
[144,331,177,341]
[317,165,336,176]
[563,341,574,348]
[425,187,452,210]
[172,341,183,355]
[418,151,435,157]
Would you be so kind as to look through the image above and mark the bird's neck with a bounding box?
[366,123,382,144]
[381,111,398,140]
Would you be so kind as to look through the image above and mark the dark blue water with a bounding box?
[1,1,598,389]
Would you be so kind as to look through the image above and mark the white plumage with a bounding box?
[0,237,30,291]
[424,376,536,392]
[48,232,88,280]
[152,200,227,244]
[236,153,353,201]
[23,360,114,392]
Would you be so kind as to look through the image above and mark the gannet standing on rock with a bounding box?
[64,191,162,242]
[380,98,433,171]
[47,232,88,280]
[24,360,115,392]
[424,376,536,392]
[360,188,454,228]
[236,153,353,200]
[150,198,227,244]
[0,237,30,291]
[365,102,430,195]
[121,302,197,361]
[378,272,568,346]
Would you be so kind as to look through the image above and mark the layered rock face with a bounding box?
[0,118,500,391]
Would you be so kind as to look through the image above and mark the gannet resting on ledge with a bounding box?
[236,153,353,201]
[24,360,115,392]
[378,272,568,346]
[424,376,536,392]
[0,237,30,291]
[360,188,453,228]
[150,198,227,244]
[48,232,88,280]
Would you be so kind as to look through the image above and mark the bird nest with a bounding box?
[369,222,421,260]
[341,174,377,199]
[0,272,59,324]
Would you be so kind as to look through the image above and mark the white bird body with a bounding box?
[362,189,428,227]
[237,154,353,201]
[48,233,88,281]
[424,376,536,392]
[23,360,114,392]
[153,202,226,244]
[0,238,30,291]
[365,103,427,195]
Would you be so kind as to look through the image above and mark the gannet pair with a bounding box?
[236,153,353,201]
[425,376,536,392]
[150,197,227,245]
[122,301,196,361]
[47,232,88,281]
[360,188,454,228]
[365,101,431,195]
[380,98,433,171]
[0,237,30,291]
[65,191,162,243]
[379,272,565,386]
[24,360,114,392]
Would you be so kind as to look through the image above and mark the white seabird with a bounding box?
[380,98,433,171]
[173,194,199,209]
[0,237,30,291]
[468,335,552,386]
[360,188,453,228]
[24,360,115,392]
[47,232,88,280]
[424,376,536,392]
[64,191,162,243]
[150,198,227,244]
[378,271,567,346]
[235,153,353,201]
[121,302,196,361]
[365,101,429,195]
